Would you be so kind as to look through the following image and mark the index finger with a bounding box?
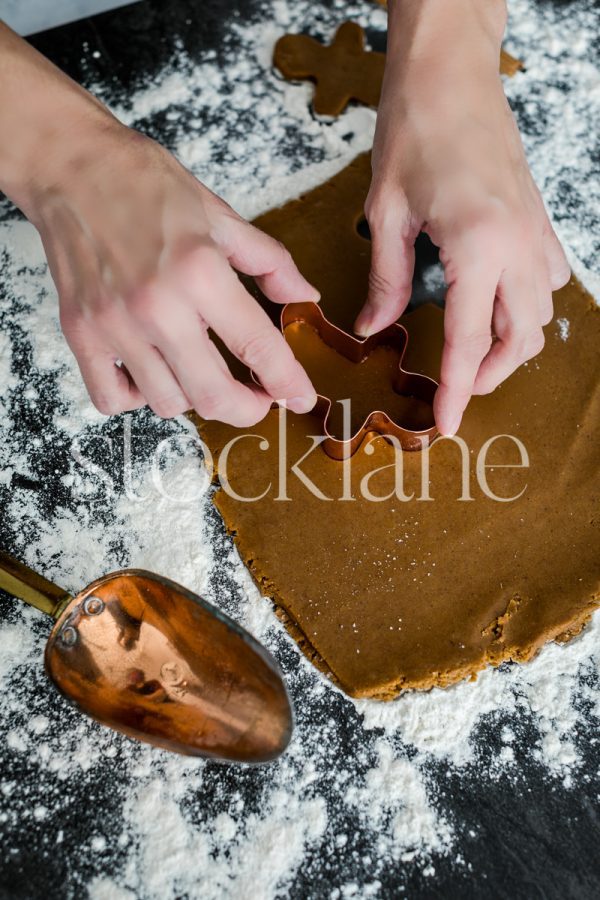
[214,215,320,306]
[178,245,317,414]
[435,263,499,435]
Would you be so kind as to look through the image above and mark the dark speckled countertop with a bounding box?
[0,1,599,898]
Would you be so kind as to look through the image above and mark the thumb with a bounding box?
[214,214,320,305]
[354,195,416,336]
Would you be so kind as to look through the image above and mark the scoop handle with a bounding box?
[0,551,73,619]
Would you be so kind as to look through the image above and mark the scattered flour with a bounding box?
[356,615,600,780]
[0,0,598,897]
[556,317,570,341]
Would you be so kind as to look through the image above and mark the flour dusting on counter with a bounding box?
[0,0,599,897]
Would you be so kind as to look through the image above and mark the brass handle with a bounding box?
[0,551,73,619]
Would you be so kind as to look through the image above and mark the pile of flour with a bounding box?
[0,0,598,898]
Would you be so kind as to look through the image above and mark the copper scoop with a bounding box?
[0,552,293,763]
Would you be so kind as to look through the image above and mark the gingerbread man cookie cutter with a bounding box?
[279,302,439,460]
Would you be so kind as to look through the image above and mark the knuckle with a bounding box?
[223,407,264,428]
[61,295,120,341]
[126,286,155,319]
[235,328,279,370]
[455,203,518,257]
[269,372,301,399]
[92,303,121,335]
[150,395,189,419]
[473,197,511,227]
[368,268,396,300]
[524,329,545,358]
[365,197,383,228]
[512,328,544,361]
[446,331,492,359]
[193,392,227,421]
[473,368,503,396]
[274,239,292,263]
[193,391,264,427]
[363,190,379,223]
[188,241,222,277]
[365,190,411,234]
[473,381,496,397]
[80,285,118,319]
[90,393,122,416]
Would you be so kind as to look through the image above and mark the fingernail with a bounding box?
[354,316,373,338]
[285,394,317,414]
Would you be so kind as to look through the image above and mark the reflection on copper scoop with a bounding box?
[0,552,292,763]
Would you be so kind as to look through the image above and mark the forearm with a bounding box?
[374,0,509,171]
[385,0,507,83]
[0,21,113,215]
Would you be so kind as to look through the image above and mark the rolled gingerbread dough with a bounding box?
[193,154,599,699]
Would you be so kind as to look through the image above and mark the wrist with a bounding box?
[0,22,118,217]
[386,0,507,72]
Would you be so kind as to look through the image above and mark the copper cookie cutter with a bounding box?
[279,302,439,460]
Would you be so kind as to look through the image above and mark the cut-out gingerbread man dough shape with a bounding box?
[274,21,523,116]
[275,22,385,116]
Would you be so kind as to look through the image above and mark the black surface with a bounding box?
[0,1,598,898]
